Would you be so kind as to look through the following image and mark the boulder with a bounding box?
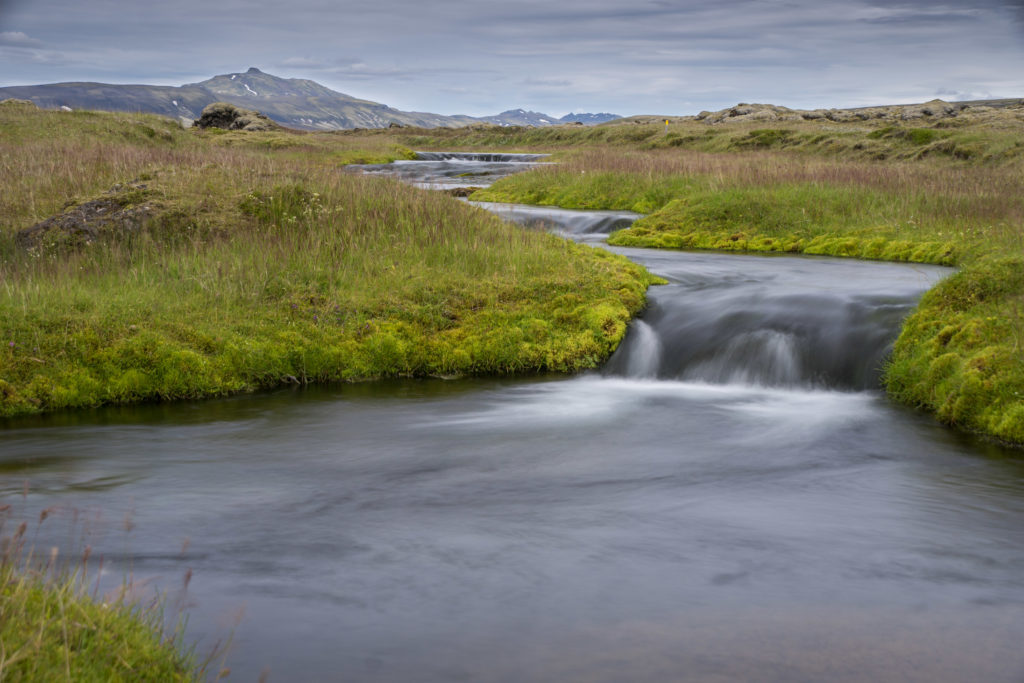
[192,102,279,132]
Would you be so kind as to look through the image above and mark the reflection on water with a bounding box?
[2,156,1023,682]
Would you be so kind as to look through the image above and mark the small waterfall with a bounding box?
[681,330,802,386]
[470,202,640,237]
[606,289,922,391]
[622,321,662,379]
[414,152,549,162]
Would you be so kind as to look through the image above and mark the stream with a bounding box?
[2,153,1023,682]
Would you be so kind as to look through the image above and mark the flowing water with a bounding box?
[3,154,1024,682]
[351,152,550,190]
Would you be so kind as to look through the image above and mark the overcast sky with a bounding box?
[1,0,1022,117]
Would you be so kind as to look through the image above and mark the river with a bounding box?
[2,153,1023,682]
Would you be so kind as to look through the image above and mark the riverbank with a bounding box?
[469,147,1024,445]
[0,103,658,418]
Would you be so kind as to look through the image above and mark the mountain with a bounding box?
[479,109,562,127]
[0,67,477,130]
[187,68,479,129]
[480,109,621,127]
[0,68,619,130]
[559,112,621,125]
[0,81,213,124]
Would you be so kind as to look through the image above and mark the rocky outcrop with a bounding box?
[17,183,155,250]
[693,99,1023,125]
[192,101,279,132]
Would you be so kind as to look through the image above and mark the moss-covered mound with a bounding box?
[193,101,279,132]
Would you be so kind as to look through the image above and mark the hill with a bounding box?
[0,67,479,130]
[0,68,618,130]
[480,109,621,127]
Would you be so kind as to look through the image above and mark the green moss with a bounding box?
[885,257,1024,442]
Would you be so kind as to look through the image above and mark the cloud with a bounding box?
[935,86,995,101]
[0,30,42,47]
[521,77,573,88]
[1,0,1022,116]
[280,56,362,70]
[858,8,983,24]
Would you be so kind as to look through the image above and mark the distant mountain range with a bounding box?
[0,68,621,130]
[478,109,621,127]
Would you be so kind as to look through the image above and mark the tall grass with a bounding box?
[473,149,1023,253]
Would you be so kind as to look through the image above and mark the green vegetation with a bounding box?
[0,514,204,681]
[0,104,657,418]
[400,114,1024,164]
[466,140,1024,445]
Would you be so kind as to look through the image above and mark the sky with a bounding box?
[1,0,1023,117]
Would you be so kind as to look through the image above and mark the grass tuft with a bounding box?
[0,507,211,681]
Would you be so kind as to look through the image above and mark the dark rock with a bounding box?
[443,187,483,197]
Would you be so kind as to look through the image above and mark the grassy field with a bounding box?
[0,103,658,417]
[460,122,1024,445]
[400,112,1024,164]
